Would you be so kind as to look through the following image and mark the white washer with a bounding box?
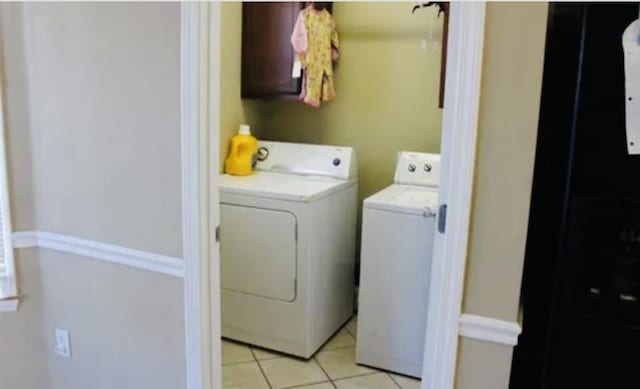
[220,141,358,358]
[356,151,440,378]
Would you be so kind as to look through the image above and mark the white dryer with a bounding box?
[356,151,440,378]
[220,141,358,358]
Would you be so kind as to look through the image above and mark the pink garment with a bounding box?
[291,11,309,103]
[291,12,308,55]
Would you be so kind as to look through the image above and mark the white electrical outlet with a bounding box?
[54,328,72,359]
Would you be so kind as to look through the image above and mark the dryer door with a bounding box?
[221,204,297,302]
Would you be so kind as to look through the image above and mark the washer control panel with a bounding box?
[394,151,440,188]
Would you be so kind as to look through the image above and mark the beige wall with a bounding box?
[226,2,443,202]
[456,2,548,388]
[457,338,515,389]
[0,3,186,389]
[39,251,185,389]
[463,0,548,323]
[220,2,264,169]
[1,2,35,231]
[24,2,182,257]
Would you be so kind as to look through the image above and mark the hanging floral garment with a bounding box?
[291,5,339,107]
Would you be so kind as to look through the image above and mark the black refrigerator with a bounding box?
[510,3,640,389]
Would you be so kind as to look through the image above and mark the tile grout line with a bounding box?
[387,373,405,389]
[344,325,356,339]
[318,322,356,354]
[312,356,337,388]
[253,354,283,362]
[320,344,357,353]
[331,371,387,385]
[250,347,274,389]
[282,379,335,389]
[221,359,261,367]
[342,329,356,346]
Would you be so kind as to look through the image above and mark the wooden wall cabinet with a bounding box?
[241,2,333,99]
[241,2,303,99]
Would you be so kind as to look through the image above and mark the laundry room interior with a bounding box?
[219,2,445,388]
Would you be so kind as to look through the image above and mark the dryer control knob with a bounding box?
[424,163,432,172]
[257,147,269,161]
[408,163,417,172]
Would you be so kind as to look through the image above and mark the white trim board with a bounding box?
[421,3,487,389]
[12,231,184,278]
[181,2,220,389]
[459,314,522,346]
[0,52,18,310]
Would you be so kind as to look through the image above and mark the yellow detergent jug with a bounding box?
[225,124,258,176]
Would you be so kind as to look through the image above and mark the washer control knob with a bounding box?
[332,158,341,166]
[424,163,432,172]
[408,163,417,172]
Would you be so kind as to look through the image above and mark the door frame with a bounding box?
[180,2,486,388]
[182,2,221,389]
[421,3,486,388]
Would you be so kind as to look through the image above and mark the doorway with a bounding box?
[181,2,486,388]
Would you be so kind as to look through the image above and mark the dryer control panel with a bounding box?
[255,141,357,180]
[394,151,440,187]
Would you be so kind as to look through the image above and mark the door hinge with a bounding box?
[438,204,447,233]
[215,226,221,243]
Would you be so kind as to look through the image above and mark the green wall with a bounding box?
[221,2,444,201]
[261,2,443,202]
[220,2,264,169]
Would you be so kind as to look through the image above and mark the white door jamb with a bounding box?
[182,2,222,389]
[421,3,486,389]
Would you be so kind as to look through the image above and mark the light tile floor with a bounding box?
[222,316,421,389]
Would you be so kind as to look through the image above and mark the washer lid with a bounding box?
[364,184,438,216]
[221,171,353,203]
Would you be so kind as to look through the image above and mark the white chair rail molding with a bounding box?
[459,314,522,346]
[12,230,184,278]
[9,231,521,349]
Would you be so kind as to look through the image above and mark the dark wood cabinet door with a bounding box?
[241,2,302,98]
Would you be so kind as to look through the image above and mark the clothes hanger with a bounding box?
[412,2,447,18]
[306,2,330,11]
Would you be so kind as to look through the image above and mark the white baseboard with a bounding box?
[459,313,522,346]
[12,230,184,278]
